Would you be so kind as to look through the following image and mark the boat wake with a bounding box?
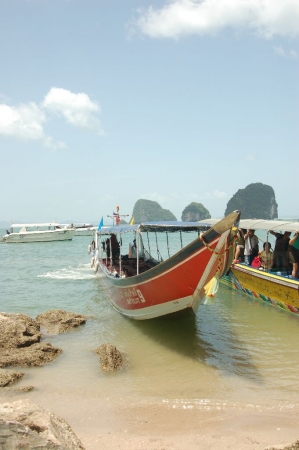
[38,264,94,280]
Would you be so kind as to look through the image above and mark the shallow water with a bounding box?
[1,229,299,413]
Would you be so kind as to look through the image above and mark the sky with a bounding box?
[0,0,298,225]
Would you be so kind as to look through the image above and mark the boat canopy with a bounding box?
[238,219,299,232]
[97,221,213,235]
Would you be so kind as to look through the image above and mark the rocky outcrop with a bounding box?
[35,310,89,335]
[224,182,278,219]
[132,199,176,222]
[0,342,62,368]
[181,202,211,221]
[0,400,84,449]
[0,309,89,369]
[0,368,25,387]
[0,313,41,349]
[0,313,62,368]
[94,343,123,372]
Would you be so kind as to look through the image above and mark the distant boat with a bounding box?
[220,219,299,315]
[73,223,97,236]
[2,223,75,243]
[90,210,240,320]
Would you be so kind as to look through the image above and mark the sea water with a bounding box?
[1,228,299,414]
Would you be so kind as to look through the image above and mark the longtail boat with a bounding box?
[220,219,299,315]
[90,210,240,320]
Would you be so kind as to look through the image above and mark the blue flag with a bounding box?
[98,217,103,230]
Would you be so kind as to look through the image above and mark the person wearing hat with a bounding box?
[128,238,137,258]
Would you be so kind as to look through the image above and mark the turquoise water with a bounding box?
[1,228,299,413]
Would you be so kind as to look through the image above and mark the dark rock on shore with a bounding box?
[0,313,41,348]
[0,368,25,387]
[0,399,85,449]
[0,312,62,369]
[94,343,123,372]
[0,310,89,387]
[36,310,89,334]
[0,342,62,368]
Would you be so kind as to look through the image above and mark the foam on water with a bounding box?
[38,263,95,280]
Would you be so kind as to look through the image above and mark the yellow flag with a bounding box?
[130,217,135,225]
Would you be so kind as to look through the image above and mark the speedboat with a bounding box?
[2,223,75,243]
[74,223,97,236]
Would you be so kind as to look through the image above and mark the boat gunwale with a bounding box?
[231,263,299,288]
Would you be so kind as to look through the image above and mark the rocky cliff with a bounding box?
[181,202,211,221]
[224,183,278,219]
[132,199,176,223]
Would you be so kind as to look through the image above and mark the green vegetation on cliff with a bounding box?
[132,199,177,223]
[224,183,278,219]
[181,202,211,221]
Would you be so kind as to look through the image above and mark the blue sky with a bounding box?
[0,0,298,224]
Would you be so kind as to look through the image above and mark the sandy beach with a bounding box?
[57,401,299,450]
[1,392,298,450]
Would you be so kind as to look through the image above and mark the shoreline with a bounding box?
[1,392,298,449]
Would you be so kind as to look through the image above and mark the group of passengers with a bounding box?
[234,228,299,279]
[102,235,139,260]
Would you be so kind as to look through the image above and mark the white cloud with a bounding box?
[142,192,168,204]
[0,102,46,140]
[274,45,298,59]
[44,136,68,151]
[43,87,103,134]
[0,87,104,149]
[133,0,299,39]
[213,190,227,198]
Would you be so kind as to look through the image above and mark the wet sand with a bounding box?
[1,392,298,450]
[64,402,299,450]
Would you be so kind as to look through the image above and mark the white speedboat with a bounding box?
[2,223,75,243]
[74,223,97,236]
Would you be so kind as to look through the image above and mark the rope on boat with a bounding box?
[154,231,163,262]
[200,232,237,298]
[199,233,237,256]
[146,231,151,255]
[166,231,170,258]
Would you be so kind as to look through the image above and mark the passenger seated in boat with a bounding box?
[269,230,291,269]
[6,229,10,235]
[258,242,274,270]
[233,228,246,263]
